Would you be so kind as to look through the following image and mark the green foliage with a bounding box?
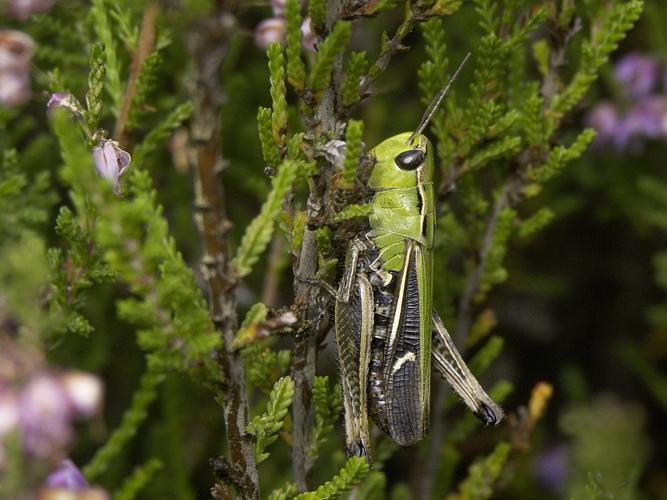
[83,366,164,481]
[341,52,367,108]
[247,376,295,463]
[469,335,504,376]
[518,207,555,239]
[242,343,292,393]
[126,52,162,132]
[0,149,54,241]
[258,106,282,168]
[309,22,352,96]
[418,18,448,107]
[286,0,306,91]
[448,442,511,500]
[340,119,363,189]
[308,0,326,35]
[561,397,650,499]
[309,376,343,458]
[47,205,117,338]
[232,302,269,349]
[478,207,517,298]
[268,482,299,500]
[132,102,194,167]
[294,457,369,500]
[268,43,288,152]
[90,0,123,113]
[233,160,299,277]
[85,42,107,132]
[530,129,596,183]
[465,136,522,172]
[548,1,643,123]
[54,108,220,377]
[333,203,372,223]
[114,459,164,500]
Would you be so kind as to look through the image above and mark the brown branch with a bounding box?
[113,2,160,147]
[188,9,259,500]
[290,1,346,491]
[261,235,285,307]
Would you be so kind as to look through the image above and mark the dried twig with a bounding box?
[189,8,259,500]
[113,2,160,147]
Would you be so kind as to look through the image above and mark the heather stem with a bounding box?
[189,8,259,499]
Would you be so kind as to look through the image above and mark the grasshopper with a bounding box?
[335,55,503,459]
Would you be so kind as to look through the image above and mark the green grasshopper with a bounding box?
[335,54,503,459]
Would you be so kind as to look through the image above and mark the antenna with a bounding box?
[408,52,471,144]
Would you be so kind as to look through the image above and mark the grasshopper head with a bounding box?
[367,132,433,191]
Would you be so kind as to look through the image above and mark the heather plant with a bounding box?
[1,1,665,499]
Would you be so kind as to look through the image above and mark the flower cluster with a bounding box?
[254,0,315,51]
[586,53,667,151]
[0,30,35,107]
[0,334,103,470]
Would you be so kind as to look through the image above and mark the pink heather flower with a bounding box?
[0,30,35,71]
[19,373,73,459]
[0,30,35,107]
[0,387,19,437]
[0,70,30,107]
[271,0,287,17]
[47,92,84,117]
[254,18,286,50]
[6,0,55,20]
[92,140,132,196]
[44,459,89,490]
[61,372,103,419]
[301,17,316,52]
[614,53,660,99]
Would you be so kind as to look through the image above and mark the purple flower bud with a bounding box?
[301,17,316,52]
[61,372,103,419]
[271,0,287,17]
[614,53,660,99]
[92,140,132,196]
[47,92,84,117]
[254,18,286,50]
[6,0,55,20]
[533,445,568,494]
[19,373,73,459]
[585,102,619,147]
[44,459,89,490]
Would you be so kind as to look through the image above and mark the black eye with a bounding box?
[395,149,425,170]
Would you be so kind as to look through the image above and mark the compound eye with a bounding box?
[395,149,425,170]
